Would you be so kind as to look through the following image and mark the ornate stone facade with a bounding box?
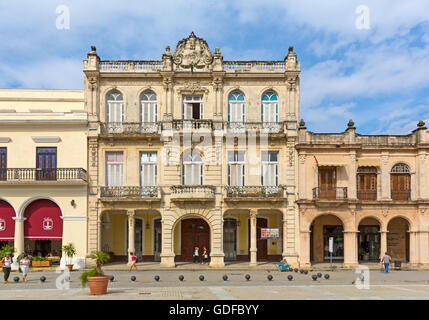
[83,32,301,267]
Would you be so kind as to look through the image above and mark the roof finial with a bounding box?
[347,119,355,129]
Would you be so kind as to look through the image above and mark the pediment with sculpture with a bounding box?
[173,32,213,71]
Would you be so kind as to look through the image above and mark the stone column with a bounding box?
[299,231,311,267]
[380,230,388,260]
[410,173,416,201]
[97,218,102,251]
[381,153,391,200]
[298,154,306,199]
[127,210,135,262]
[14,217,25,255]
[160,215,176,268]
[343,231,358,267]
[349,152,357,199]
[409,231,418,265]
[249,210,257,266]
[12,217,25,270]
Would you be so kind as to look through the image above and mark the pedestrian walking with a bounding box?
[193,247,199,263]
[381,252,392,273]
[201,246,209,264]
[20,255,31,282]
[128,252,138,272]
[1,253,12,284]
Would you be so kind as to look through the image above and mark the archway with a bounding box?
[0,200,15,247]
[310,214,344,263]
[175,218,210,262]
[358,217,380,262]
[387,217,410,262]
[23,199,63,257]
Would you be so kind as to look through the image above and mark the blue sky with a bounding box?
[0,0,428,134]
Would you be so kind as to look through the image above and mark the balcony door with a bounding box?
[183,96,203,120]
[391,163,411,200]
[261,151,278,187]
[228,151,245,186]
[318,167,336,199]
[106,152,123,187]
[106,90,124,133]
[357,167,377,200]
[0,148,6,181]
[36,147,57,180]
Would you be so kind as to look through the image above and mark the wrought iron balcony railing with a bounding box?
[225,122,284,134]
[0,168,87,182]
[313,187,348,200]
[100,186,159,199]
[225,186,284,198]
[100,122,160,135]
[172,120,213,130]
[170,185,216,199]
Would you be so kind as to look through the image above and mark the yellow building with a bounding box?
[84,33,301,267]
[0,89,88,269]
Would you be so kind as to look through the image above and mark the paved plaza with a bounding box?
[1,268,429,300]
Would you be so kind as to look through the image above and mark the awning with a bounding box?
[315,155,347,167]
[24,199,63,240]
[0,200,15,241]
[357,158,380,167]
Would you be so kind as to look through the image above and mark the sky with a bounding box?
[0,0,428,134]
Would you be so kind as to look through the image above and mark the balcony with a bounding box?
[170,185,215,201]
[225,122,284,134]
[172,120,213,131]
[100,186,160,200]
[0,168,87,184]
[391,190,411,201]
[100,122,160,135]
[225,186,285,200]
[313,187,348,200]
[357,190,377,201]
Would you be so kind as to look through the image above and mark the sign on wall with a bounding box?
[261,228,280,240]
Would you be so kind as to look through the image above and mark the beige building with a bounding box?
[297,119,429,268]
[0,89,88,269]
[83,32,301,267]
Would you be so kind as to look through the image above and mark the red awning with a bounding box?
[24,199,63,240]
[0,200,15,241]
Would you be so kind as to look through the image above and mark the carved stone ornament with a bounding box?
[173,32,213,71]
[382,209,388,217]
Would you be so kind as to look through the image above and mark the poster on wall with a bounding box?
[261,228,280,239]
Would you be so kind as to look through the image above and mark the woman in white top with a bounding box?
[20,255,31,282]
[1,253,12,284]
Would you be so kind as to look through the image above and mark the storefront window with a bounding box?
[323,226,344,260]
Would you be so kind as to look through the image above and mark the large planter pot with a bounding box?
[66,264,74,272]
[87,276,110,295]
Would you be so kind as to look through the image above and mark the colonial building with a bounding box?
[0,89,88,269]
[83,32,301,267]
[297,119,429,268]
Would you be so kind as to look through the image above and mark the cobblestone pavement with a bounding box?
[1,269,429,300]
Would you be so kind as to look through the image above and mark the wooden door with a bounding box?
[248,217,268,260]
[318,167,336,199]
[180,219,210,262]
[391,174,410,200]
[0,148,6,181]
[357,173,377,200]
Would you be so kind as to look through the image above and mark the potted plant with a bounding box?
[80,251,110,295]
[62,243,77,271]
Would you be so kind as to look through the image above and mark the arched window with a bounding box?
[228,91,245,124]
[391,163,410,200]
[261,91,278,123]
[106,90,124,124]
[182,150,203,185]
[140,90,157,123]
[357,167,377,200]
